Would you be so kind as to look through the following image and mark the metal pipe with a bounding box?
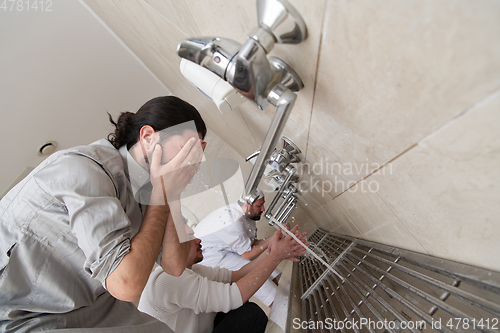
[328,268,398,333]
[327,277,360,333]
[301,235,422,333]
[338,256,424,333]
[347,250,480,324]
[307,257,345,333]
[344,251,459,332]
[302,243,352,300]
[297,230,500,333]
[279,200,296,223]
[330,273,376,333]
[315,233,329,247]
[304,257,328,333]
[267,183,295,219]
[353,248,500,316]
[276,197,294,221]
[314,287,333,333]
[326,230,500,292]
[264,166,296,218]
[320,279,346,333]
[308,239,404,333]
[285,262,297,333]
[241,85,296,205]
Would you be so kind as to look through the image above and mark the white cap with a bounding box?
[238,188,265,206]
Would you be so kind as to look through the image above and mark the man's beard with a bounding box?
[194,246,203,263]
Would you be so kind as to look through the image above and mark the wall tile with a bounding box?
[237,102,309,158]
[143,0,200,37]
[287,205,318,237]
[305,136,368,198]
[324,179,428,253]
[308,204,336,233]
[311,0,500,170]
[183,0,255,43]
[373,91,500,271]
[270,0,327,128]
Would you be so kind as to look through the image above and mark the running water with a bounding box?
[270,218,345,282]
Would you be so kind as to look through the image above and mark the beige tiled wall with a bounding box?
[83,0,500,272]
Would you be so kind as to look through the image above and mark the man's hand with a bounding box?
[234,224,308,303]
[268,225,307,262]
[149,137,203,204]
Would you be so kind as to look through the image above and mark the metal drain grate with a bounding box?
[297,229,500,333]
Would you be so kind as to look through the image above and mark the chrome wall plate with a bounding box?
[257,0,308,44]
[269,57,304,92]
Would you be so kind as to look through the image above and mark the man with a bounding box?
[0,96,206,332]
[194,190,279,307]
[138,225,308,333]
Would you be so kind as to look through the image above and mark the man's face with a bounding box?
[157,129,206,165]
[186,238,203,267]
[245,197,265,220]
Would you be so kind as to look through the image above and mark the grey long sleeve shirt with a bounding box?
[0,139,170,332]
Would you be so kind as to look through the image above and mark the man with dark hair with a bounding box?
[194,190,283,307]
[138,226,307,333]
[0,96,205,332]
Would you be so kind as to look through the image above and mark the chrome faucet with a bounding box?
[177,0,307,205]
[262,137,302,225]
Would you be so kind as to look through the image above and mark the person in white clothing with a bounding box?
[194,191,280,306]
[138,225,308,333]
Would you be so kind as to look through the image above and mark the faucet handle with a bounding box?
[257,0,307,44]
[281,136,302,163]
[245,150,261,162]
[177,37,241,79]
[269,57,304,92]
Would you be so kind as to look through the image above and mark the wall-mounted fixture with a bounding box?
[177,0,307,205]
[37,141,57,156]
[180,58,247,114]
[262,137,301,225]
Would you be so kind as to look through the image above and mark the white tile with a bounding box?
[143,0,201,37]
[305,136,368,197]
[373,91,500,271]
[310,0,500,168]
[238,103,309,157]
[315,198,363,238]
[324,180,427,253]
[183,0,256,43]
[286,205,318,237]
[266,261,293,332]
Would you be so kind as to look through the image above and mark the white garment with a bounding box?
[194,203,279,306]
[138,265,243,333]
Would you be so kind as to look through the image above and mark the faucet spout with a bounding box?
[177,37,241,79]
